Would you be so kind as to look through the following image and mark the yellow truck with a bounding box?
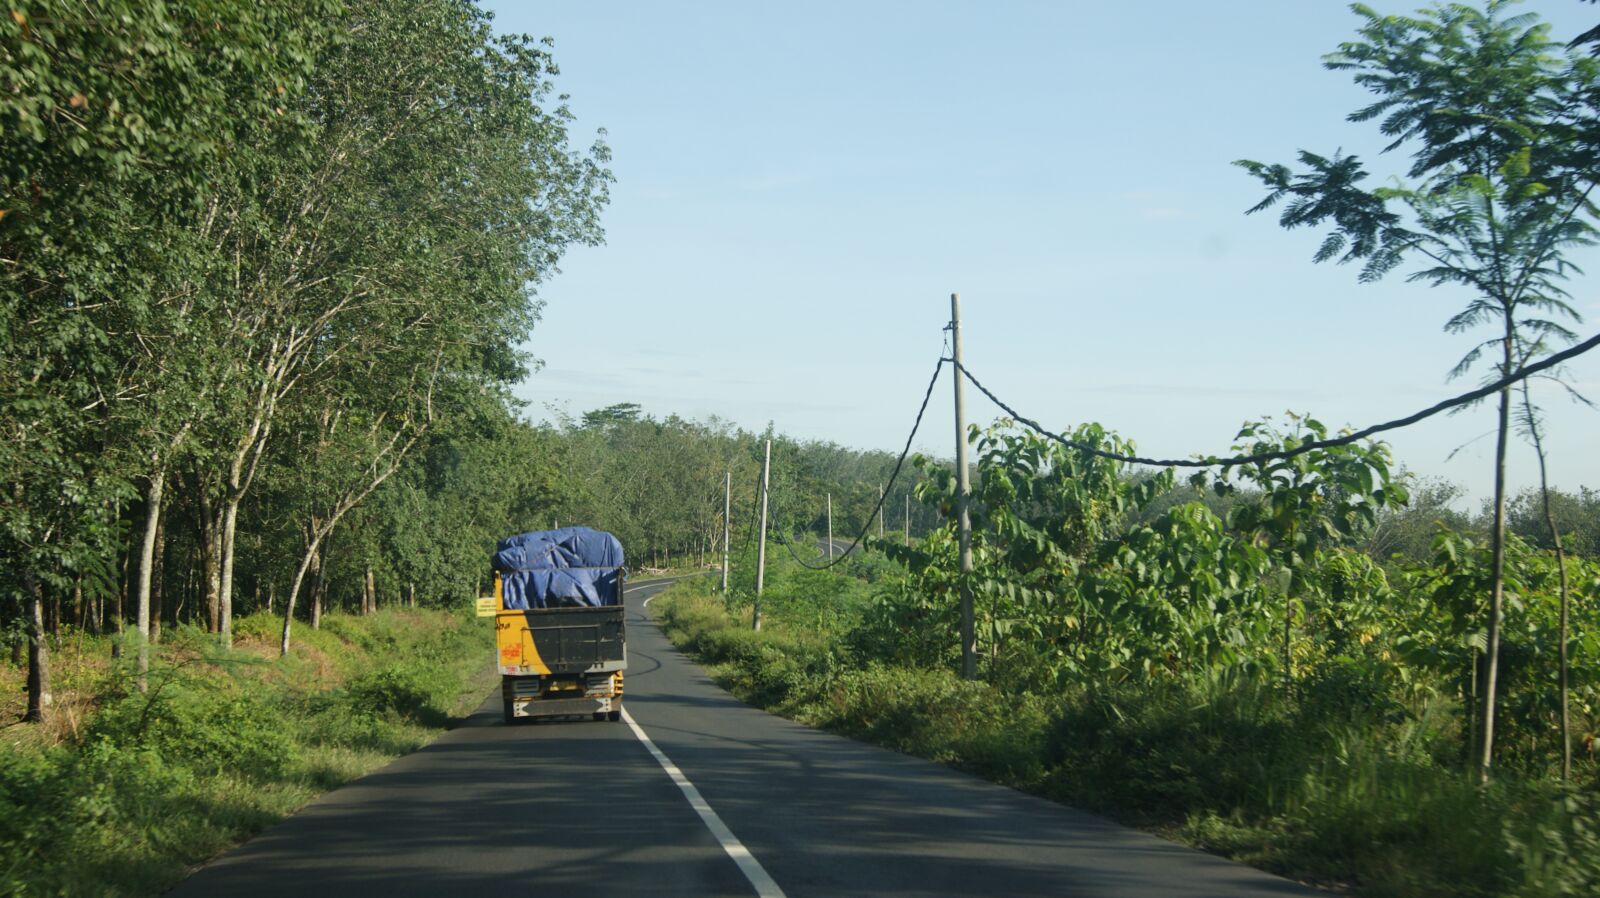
[491,528,627,724]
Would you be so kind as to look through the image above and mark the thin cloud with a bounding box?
[632,346,695,359]
[1081,382,1335,401]
[530,367,634,389]
[734,170,815,192]
[1140,207,1188,220]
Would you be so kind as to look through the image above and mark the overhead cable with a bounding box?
[952,329,1600,469]
[767,356,946,571]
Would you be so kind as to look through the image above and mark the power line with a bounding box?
[768,356,946,571]
[743,325,1598,576]
[952,329,1600,469]
[741,464,762,554]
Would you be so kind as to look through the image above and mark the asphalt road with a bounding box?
[169,577,1322,898]
[814,537,858,561]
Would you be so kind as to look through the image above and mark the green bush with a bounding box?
[652,567,1600,898]
[89,682,301,781]
[345,663,453,726]
[0,608,489,897]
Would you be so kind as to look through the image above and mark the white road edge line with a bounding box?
[621,709,785,898]
[637,577,684,608]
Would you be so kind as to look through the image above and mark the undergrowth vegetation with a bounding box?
[656,418,1600,898]
[0,609,489,896]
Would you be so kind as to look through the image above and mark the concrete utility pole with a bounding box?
[754,439,770,631]
[827,493,834,561]
[878,484,885,538]
[721,470,731,594]
[951,292,976,680]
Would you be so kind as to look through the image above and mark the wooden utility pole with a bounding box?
[951,292,976,680]
[878,484,885,538]
[721,471,731,594]
[905,493,910,545]
[754,439,770,631]
[827,493,834,561]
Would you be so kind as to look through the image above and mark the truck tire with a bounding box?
[503,700,515,725]
[608,708,622,722]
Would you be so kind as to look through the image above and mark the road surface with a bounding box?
[169,577,1321,897]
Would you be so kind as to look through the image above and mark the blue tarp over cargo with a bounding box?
[493,527,625,610]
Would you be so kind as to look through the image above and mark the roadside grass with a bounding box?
[0,608,492,897]
[653,576,1600,898]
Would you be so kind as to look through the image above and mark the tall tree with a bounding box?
[1236,0,1599,780]
[179,0,610,647]
[2,0,335,716]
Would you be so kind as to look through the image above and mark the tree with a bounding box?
[1209,415,1405,696]
[2,0,336,717]
[1236,0,1599,780]
[1574,0,1600,53]
[582,403,644,429]
[1366,476,1475,562]
[1515,381,1576,780]
[173,0,610,648]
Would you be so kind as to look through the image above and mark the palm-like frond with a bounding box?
[1240,0,1597,401]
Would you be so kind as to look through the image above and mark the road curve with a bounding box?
[168,577,1322,898]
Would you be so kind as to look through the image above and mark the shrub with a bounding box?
[345,663,453,726]
[1,608,488,896]
[88,677,301,781]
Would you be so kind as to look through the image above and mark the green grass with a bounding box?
[653,577,1600,898]
[0,608,493,897]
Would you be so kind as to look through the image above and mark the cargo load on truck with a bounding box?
[493,527,624,609]
[492,527,628,724]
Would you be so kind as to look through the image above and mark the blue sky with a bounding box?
[487,1,1600,505]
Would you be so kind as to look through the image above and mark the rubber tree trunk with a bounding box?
[25,572,49,723]
[310,547,325,629]
[218,497,240,647]
[135,472,165,692]
[150,505,165,646]
[198,490,222,633]
[280,539,324,656]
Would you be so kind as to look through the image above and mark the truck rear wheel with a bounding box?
[608,708,622,722]
[503,700,517,725]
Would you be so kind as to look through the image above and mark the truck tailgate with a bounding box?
[496,606,626,675]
